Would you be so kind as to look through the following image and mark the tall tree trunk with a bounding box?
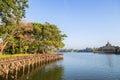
[42,49,46,54]
[0,41,8,55]
[20,38,22,53]
[12,42,15,54]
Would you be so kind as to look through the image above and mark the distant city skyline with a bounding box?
[25,0,120,49]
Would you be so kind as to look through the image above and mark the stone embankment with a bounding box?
[0,54,63,76]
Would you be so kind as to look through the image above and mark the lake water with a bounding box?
[28,52,120,80]
[1,52,120,80]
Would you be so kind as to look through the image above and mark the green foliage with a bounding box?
[0,0,67,54]
[0,0,29,55]
[32,22,67,54]
[0,54,34,59]
[0,0,28,25]
[1,22,67,54]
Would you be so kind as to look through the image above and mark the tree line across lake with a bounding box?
[0,0,67,55]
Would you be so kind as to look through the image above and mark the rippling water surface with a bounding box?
[29,53,120,80]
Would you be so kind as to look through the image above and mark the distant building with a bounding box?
[94,42,120,54]
[78,48,93,52]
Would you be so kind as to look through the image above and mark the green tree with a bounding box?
[0,0,28,55]
[0,0,28,25]
[12,22,33,54]
[0,24,15,54]
[43,22,67,53]
[1,21,67,54]
[32,22,67,54]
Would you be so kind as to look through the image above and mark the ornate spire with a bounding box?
[106,41,111,47]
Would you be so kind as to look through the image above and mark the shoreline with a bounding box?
[0,54,63,77]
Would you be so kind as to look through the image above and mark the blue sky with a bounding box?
[25,0,120,49]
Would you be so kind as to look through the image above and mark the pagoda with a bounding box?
[94,42,120,54]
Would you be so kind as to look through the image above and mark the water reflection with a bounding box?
[62,53,120,80]
[106,55,113,68]
[0,60,64,80]
[1,53,120,80]
[29,61,64,80]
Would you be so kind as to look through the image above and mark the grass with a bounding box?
[0,54,35,59]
